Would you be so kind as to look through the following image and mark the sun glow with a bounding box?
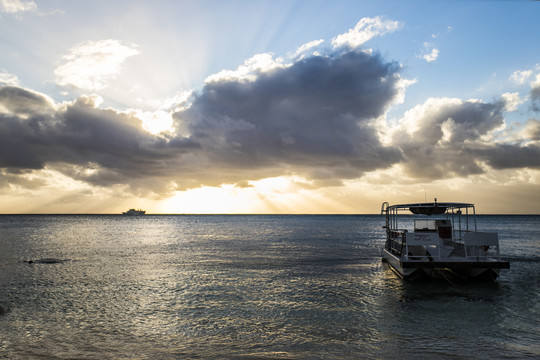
[159,184,258,214]
[136,110,174,135]
[158,177,298,214]
[158,176,344,214]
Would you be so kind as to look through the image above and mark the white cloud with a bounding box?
[331,16,401,49]
[204,53,287,83]
[292,39,324,59]
[521,119,540,142]
[0,0,37,13]
[510,69,533,85]
[55,39,139,91]
[0,69,19,86]
[533,73,540,88]
[75,94,104,108]
[500,92,523,111]
[503,119,540,144]
[393,76,418,105]
[423,48,439,62]
[418,42,439,62]
[397,97,463,136]
[144,90,193,112]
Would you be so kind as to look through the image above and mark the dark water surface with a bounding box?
[0,215,538,359]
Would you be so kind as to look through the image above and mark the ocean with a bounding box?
[0,214,538,359]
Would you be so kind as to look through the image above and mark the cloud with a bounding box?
[508,64,540,112]
[418,42,439,62]
[422,48,439,62]
[292,39,324,59]
[331,16,401,49]
[134,109,174,135]
[176,50,404,184]
[2,30,540,199]
[0,0,37,14]
[54,40,139,90]
[531,73,540,112]
[0,70,19,86]
[0,86,198,195]
[500,92,523,112]
[521,119,540,141]
[510,69,533,85]
[394,97,508,179]
[1,49,405,195]
[392,95,540,180]
[0,85,55,118]
[204,53,286,83]
[474,143,540,170]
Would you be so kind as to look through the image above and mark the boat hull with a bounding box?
[381,249,507,281]
[381,249,432,280]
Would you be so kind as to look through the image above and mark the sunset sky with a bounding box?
[1,0,539,214]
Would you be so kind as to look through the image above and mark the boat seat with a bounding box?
[438,226,452,239]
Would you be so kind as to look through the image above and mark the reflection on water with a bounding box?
[0,215,538,359]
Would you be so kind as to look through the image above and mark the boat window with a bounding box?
[414,219,436,231]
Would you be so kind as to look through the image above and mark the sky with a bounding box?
[1,0,539,214]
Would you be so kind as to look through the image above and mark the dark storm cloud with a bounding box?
[0,87,55,169]
[0,92,165,171]
[175,51,403,181]
[473,143,540,170]
[0,88,198,195]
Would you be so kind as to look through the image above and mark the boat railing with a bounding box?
[380,202,389,215]
[386,229,408,256]
[390,230,502,262]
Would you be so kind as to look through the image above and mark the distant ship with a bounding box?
[122,209,146,215]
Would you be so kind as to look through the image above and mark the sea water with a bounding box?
[0,215,538,359]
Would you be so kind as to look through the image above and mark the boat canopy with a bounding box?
[409,205,446,215]
[384,201,475,215]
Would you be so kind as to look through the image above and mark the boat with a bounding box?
[380,199,509,281]
[122,208,146,215]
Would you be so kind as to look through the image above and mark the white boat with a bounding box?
[381,199,509,281]
[122,208,146,215]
